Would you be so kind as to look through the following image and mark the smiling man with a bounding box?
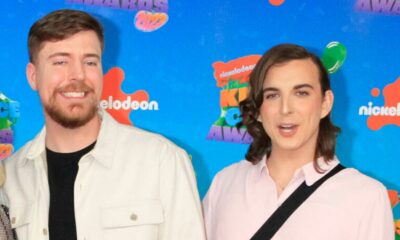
[2,9,205,240]
[203,44,394,240]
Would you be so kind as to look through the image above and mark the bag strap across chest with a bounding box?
[251,164,345,240]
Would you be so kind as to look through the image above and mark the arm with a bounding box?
[158,144,206,240]
[357,183,394,240]
[203,171,223,240]
[0,164,8,206]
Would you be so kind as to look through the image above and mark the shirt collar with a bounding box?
[258,155,340,186]
[301,156,340,186]
[256,155,268,177]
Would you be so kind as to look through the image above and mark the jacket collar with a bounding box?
[19,110,119,169]
[21,128,46,166]
[89,110,119,169]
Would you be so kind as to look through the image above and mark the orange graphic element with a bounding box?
[0,144,13,161]
[220,88,249,107]
[371,88,380,97]
[213,55,261,87]
[269,0,285,6]
[135,10,168,32]
[101,67,149,126]
[388,190,399,208]
[396,220,400,235]
[367,77,400,130]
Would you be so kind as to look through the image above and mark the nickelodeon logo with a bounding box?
[359,102,400,117]
[101,67,159,126]
[100,96,158,111]
[213,55,260,87]
[207,55,261,144]
[358,77,400,130]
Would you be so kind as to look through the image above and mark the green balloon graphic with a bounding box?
[322,41,347,74]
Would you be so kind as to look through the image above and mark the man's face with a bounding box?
[259,59,333,155]
[26,30,103,128]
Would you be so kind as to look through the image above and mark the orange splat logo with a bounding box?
[212,55,261,87]
[269,0,285,6]
[387,190,400,236]
[389,190,399,208]
[359,77,400,130]
[135,10,168,32]
[100,67,158,126]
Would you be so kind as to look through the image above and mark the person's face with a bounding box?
[259,59,333,155]
[26,30,103,128]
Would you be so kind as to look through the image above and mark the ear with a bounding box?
[320,90,334,119]
[26,63,38,90]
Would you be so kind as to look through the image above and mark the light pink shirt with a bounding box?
[203,157,394,240]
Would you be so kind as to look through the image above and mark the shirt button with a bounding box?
[43,228,48,236]
[130,213,138,221]
[11,217,16,224]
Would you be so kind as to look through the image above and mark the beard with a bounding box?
[43,82,99,129]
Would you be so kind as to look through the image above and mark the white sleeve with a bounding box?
[158,144,206,240]
[202,173,219,240]
[0,164,9,206]
[357,183,395,240]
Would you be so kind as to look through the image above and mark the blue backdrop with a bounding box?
[1,0,399,234]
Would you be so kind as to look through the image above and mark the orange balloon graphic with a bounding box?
[269,0,285,6]
[135,10,168,32]
[371,88,380,97]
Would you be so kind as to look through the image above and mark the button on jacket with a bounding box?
[2,111,206,240]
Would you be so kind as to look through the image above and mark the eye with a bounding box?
[296,90,309,96]
[85,60,98,66]
[265,93,279,100]
[53,60,67,65]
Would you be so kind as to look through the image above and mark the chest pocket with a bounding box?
[101,200,164,240]
[9,202,33,240]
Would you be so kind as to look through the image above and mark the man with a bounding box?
[2,9,205,240]
[203,44,394,239]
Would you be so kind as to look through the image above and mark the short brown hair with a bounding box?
[239,44,340,172]
[28,9,104,63]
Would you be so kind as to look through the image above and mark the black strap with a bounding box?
[251,164,345,240]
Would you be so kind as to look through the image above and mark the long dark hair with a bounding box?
[239,44,340,172]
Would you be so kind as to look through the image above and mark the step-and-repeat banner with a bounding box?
[1,0,400,236]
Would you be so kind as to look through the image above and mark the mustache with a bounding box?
[57,82,94,93]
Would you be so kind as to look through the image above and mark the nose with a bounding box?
[69,60,85,81]
[280,95,293,115]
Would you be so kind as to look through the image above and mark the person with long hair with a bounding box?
[203,44,393,240]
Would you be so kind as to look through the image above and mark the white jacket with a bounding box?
[2,111,206,240]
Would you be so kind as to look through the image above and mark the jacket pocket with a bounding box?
[101,200,164,240]
[9,202,33,240]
